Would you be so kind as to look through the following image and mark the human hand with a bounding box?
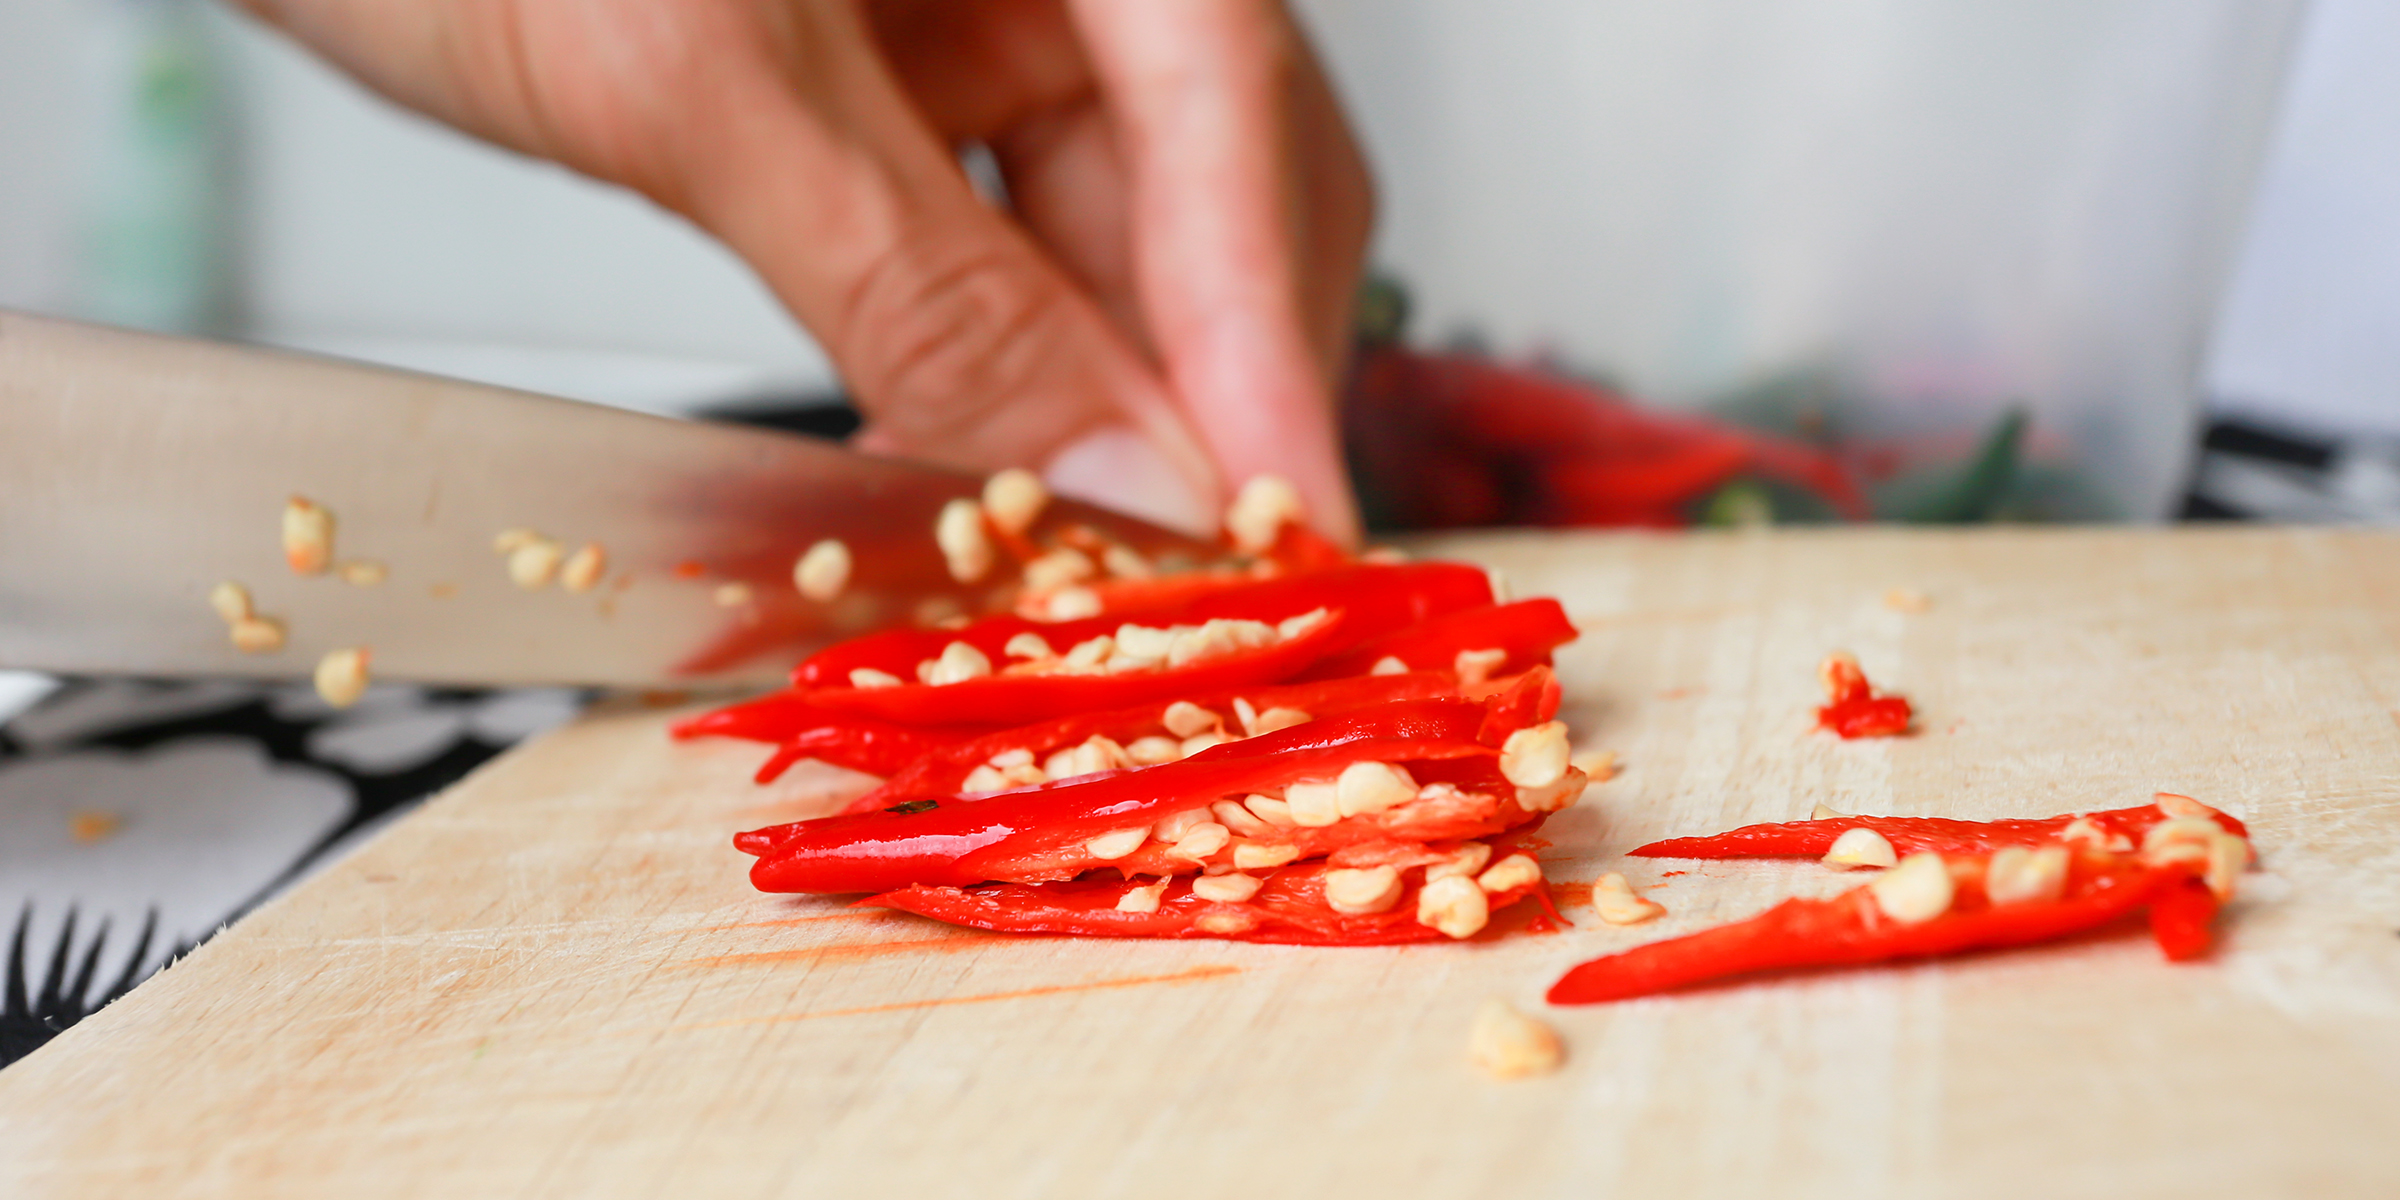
[238,0,1374,539]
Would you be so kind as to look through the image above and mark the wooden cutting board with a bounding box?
[5,527,2398,1198]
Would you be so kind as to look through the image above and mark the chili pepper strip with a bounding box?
[809,606,1350,727]
[2147,876,2220,962]
[1547,852,2202,1005]
[796,561,1493,690]
[1816,653,1910,738]
[840,668,1489,814]
[741,699,1524,893]
[1301,599,1580,681]
[1630,802,2250,860]
[865,857,1547,946]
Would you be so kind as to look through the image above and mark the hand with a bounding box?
[237,0,1374,538]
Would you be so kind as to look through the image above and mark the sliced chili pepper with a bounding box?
[741,699,1539,893]
[1816,653,1911,738]
[864,849,1548,946]
[1630,801,2251,860]
[1547,850,2202,1005]
[745,718,981,784]
[809,606,1349,728]
[2146,875,2219,962]
[1302,599,1580,681]
[840,668,1482,814]
[794,561,1492,691]
[669,688,835,744]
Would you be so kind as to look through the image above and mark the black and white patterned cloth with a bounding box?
[0,673,583,1066]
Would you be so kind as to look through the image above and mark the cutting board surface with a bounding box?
[4,528,2398,1198]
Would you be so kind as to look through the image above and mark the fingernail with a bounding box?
[1044,426,1218,537]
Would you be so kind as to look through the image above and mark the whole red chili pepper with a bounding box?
[1547,850,2204,1005]
[740,698,1548,893]
[864,853,1550,946]
[1630,801,2251,860]
[1301,599,1580,681]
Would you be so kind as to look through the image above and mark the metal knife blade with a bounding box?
[0,311,1214,688]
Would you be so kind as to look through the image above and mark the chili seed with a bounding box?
[1004,632,1055,660]
[1171,823,1232,860]
[336,560,388,587]
[848,667,903,689]
[1369,655,1409,676]
[1125,735,1181,765]
[1240,794,1296,828]
[1232,841,1300,871]
[924,640,992,686]
[1416,875,1490,939]
[1114,878,1169,914]
[1822,826,1898,869]
[1022,547,1096,593]
[1426,843,1493,882]
[1470,999,1563,1080]
[229,616,286,654]
[1591,873,1666,925]
[981,468,1049,536]
[935,498,995,583]
[1191,873,1263,903]
[508,537,565,589]
[1476,854,1542,895]
[1499,721,1570,788]
[313,646,371,708]
[1866,853,1955,924]
[209,581,253,624]
[1225,474,1305,553]
[1985,845,2069,906]
[1283,780,1341,827]
[1336,761,1418,818]
[282,497,334,575]
[539,543,600,593]
[1084,826,1151,860]
[1323,865,1402,914]
[1454,646,1508,686]
[1210,800,1273,837]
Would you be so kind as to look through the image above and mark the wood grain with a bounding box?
[5,528,2398,1198]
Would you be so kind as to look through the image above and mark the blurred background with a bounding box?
[5,0,2400,1063]
[2,0,2396,526]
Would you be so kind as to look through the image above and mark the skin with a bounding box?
[237,0,1374,539]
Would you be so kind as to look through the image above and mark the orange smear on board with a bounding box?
[678,933,993,969]
[1549,880,1595,908]
[689,964,1243,1029]
[704,911,892,932]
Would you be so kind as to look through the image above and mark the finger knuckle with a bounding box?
[835,237,1068,434]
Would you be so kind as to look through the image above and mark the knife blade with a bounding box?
[0,311,1215,688]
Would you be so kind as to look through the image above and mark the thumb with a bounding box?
[658,9,1222,533]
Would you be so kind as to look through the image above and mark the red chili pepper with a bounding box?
[1816,653,1911,738]
[863,853,1549,945]
[811,606,1350,728]
[794,561,1493,691]
[740,698,1546,893]
[838,668,1489,815]
[1301,599,1580,681]
[1630,801,2251,860]
[1547,850,2203,1005]
[744,718,988,784]
[2146,875,2219,962]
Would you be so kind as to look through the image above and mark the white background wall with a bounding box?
[1,0,2394,440]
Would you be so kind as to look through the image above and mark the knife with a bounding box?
[0,311,1213,688]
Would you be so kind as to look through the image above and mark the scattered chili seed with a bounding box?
[314,646,371,708]
[1822,826,1898,869]
[560,543,607,593]
[1591,873,1666,925]
[282,496,334,575]
[1866,853,1954,923]
[1571,749,1620,782]
[1417,875,1490,938]
[1323,865,1403,914]
[1225,474,1305,554]
[508,538,565,589]
[1454,646,1508,686]
[336,560,387,586]
[981,468,1049,536]
[794,539,852,602]
[936,498,996,583]
[1470,999,1563,1080]
[229,616,286,654]
[1499,721,1570,788]
[209,581,252,624]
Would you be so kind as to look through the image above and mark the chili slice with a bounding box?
[1547,850,2204,1005]
[1631,801,2251,860]
[1816,653,1911,738]
[1301,599,1580,681]
[864,854,1548,945]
